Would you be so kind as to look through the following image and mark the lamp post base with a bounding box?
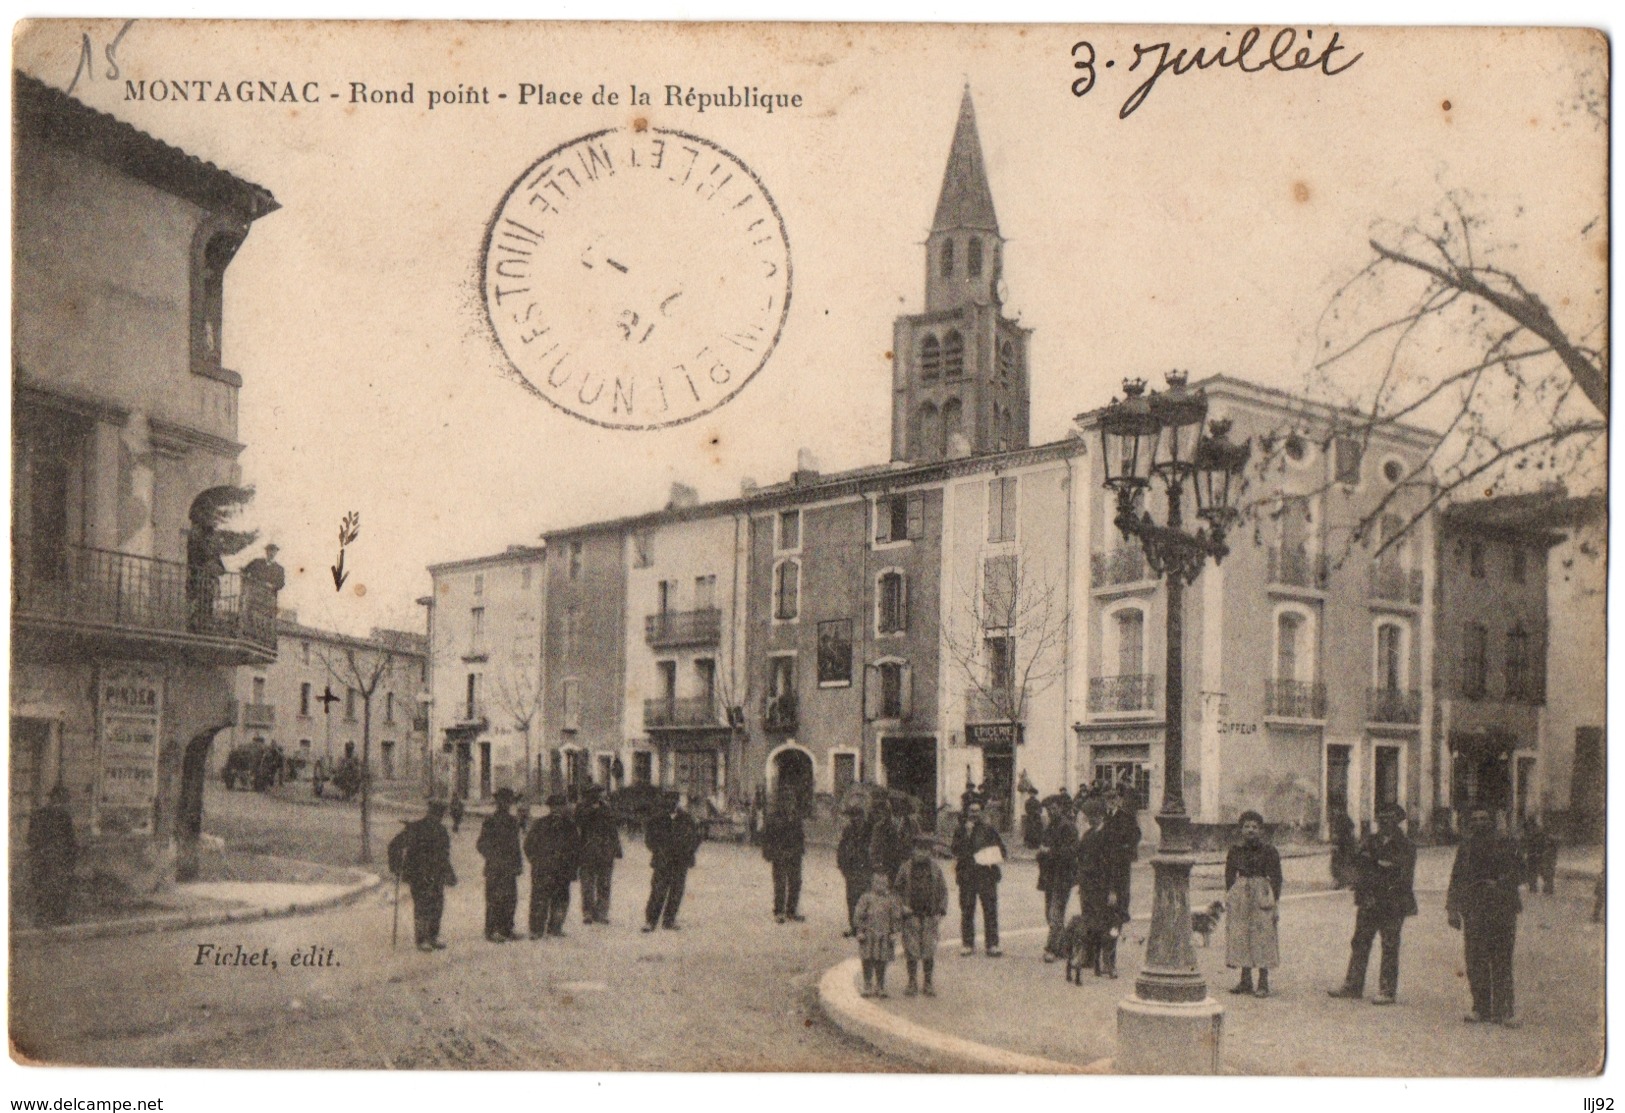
[1115,995,1223,1075]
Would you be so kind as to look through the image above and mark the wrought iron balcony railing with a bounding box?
[1267,546,1329,590]
[1264,679,1326,719]
[762,692,798,732]
[1090,547,1149,588]
[644,607,722,648]
[644,695,720,730]
[965,687,1025,724]
[14,543,277,654]
[1088,674,1158,714]
[1367,687,1421,724]
[1369,563,1424,605]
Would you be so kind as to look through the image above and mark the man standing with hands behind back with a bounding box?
[1328,802,1417,1005]
[1447,806,1525,1027]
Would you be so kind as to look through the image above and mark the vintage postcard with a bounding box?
[6,16,1609,1093]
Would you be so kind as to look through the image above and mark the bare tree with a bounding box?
[942,552,1069,730]
[1248,192,1607,562]
[489,655,544,796]
[314,640,400,864]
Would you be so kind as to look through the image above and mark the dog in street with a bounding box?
[1190,901,1225,947]
[1060,915,1091,985]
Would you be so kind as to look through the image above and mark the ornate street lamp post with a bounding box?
[1098,372,1250,1073]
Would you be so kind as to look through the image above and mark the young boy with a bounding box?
[894,835,949,996]
[854,870,903,999]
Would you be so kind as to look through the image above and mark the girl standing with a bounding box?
[854,870,903,998]
[1225,810,1283,997]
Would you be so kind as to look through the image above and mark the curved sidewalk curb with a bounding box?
[12,859,384,946]
[817,930,1114,1075]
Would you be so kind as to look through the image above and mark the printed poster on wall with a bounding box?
[95,666,164,836]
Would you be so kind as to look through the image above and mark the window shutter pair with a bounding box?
[875,494,925,543]
[863,662,913,721]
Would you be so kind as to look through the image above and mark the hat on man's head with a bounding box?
[913,834,936,850]
[545,792,568,807]
[426,798,448,815]
[1380,803,1408,823]
[493,787,518,804]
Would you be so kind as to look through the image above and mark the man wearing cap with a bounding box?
[391,799,456,951]
[525,792,582,937]
[576,785,622,925]
[1328,803,1417,1005]
[951,799,1006,957]
[476,787,524,942]
[643,792,702,932]
[1447,806,1524,1026]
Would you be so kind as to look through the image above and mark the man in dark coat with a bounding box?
[762,795,807,923]
[525,792,582,936]
[1100,786,1142,918]
[28,785,78,926]
[476,787,524,942]
[1038,795,1080,962]
[1328,803,1418,1004]
[1448,807,1524,1026]
[389,799,456,951]
[643,792,701,931]
[951,799,1006,956]
[836,803,871,938]
[868,796,915,885]
[575,785,622,925]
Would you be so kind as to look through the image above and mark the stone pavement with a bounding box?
[820,846,1605,1075]
[12,852,381,945]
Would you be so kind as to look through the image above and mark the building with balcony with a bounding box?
[424,545,546,801]
[10,73,281,894]
[1433,492,1578,831]
[220,614,427,787]
[1072,376,1443,843]
[422,88,1574,848]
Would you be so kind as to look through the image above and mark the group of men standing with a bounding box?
[1034,787,1141,969]
[392,784,693,950]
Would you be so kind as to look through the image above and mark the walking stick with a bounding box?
[392,871,401,949]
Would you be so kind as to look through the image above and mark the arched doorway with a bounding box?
[175,725,227,881]
[771,747,814,816]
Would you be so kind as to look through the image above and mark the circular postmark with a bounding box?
[482,127,792,430]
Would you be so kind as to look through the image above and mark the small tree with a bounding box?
[489,655,544,796]
[314,640,400,865]
[942,552,1069,736]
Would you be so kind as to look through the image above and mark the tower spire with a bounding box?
[931,87,999,235]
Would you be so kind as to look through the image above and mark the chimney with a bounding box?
[277,607,298,624]
[793,448,821,486]
[740,477,759,495]
[667,481,699,510]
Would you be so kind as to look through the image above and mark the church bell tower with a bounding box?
[891,88,1031,463]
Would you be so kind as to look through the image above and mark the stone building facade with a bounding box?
[10,73,281,893]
